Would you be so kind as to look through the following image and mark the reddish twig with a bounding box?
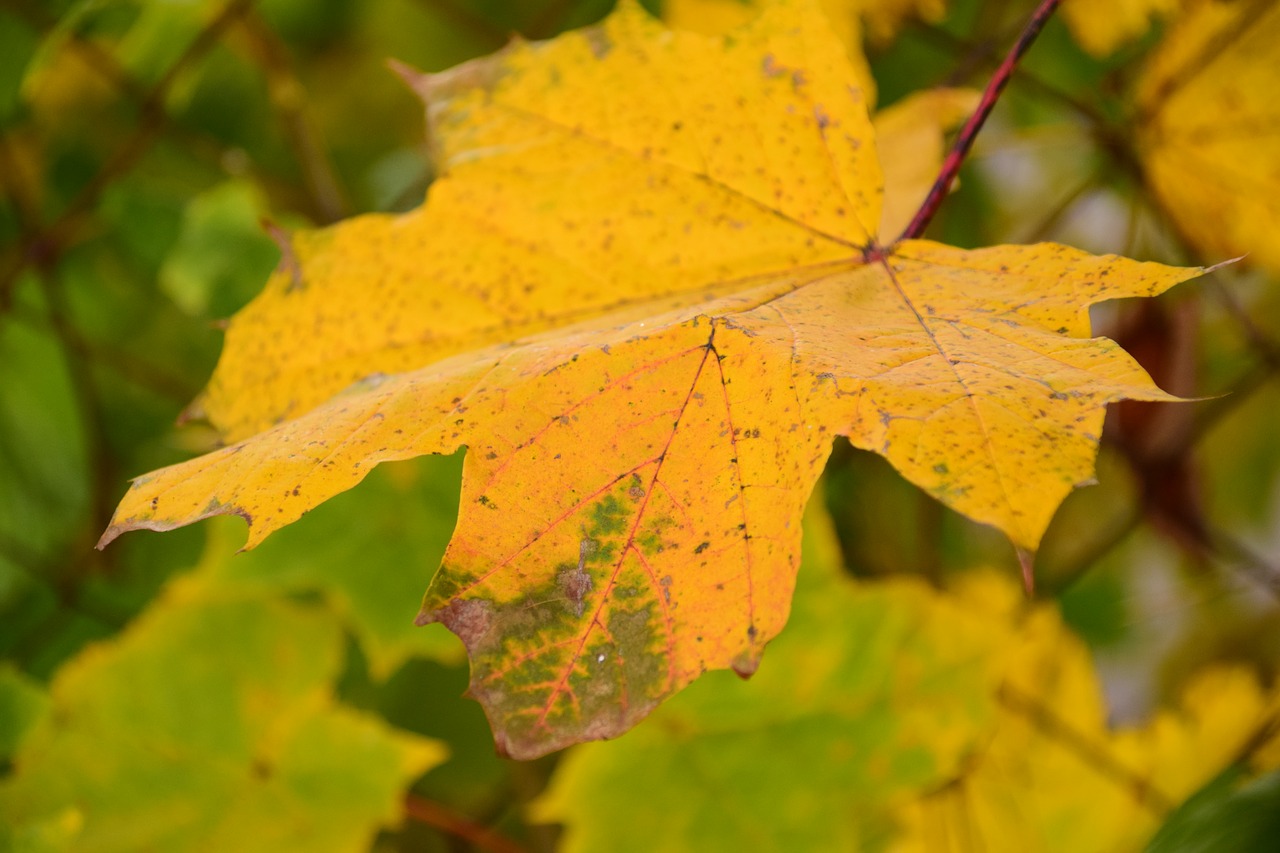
[898,0,1063,242]
[403,794,530,853]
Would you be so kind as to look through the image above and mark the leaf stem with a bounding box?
[898,0,1063,242]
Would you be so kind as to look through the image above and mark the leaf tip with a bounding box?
[731,648,762,680]
[176,396,207,428]
[385,58,428,92]
[95,527,121,551]
[1203,253,1248,276]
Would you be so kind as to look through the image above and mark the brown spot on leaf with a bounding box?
[560,565,594,618]
[423,598,494,649]
[731,650,760,679]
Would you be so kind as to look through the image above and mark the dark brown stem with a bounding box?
[403,795,530,853]
[898,0,1063,242]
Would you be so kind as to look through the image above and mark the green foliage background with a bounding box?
[1,0,1278,850]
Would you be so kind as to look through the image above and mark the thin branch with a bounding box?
[1207,278,1280,369]
[3,0,296,203]
[1231,711,1280,769]
[403,794,530,853]
[899,0,1063,242]
[0,133,41,228]
[1012,65,1109,128]
[0,105,117,571]
[1121,173,1144,257]
[1182,362,1278,453]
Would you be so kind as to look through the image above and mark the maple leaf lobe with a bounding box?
[98,1,1209,760]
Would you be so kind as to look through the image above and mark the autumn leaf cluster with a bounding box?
[2,0,1280,850]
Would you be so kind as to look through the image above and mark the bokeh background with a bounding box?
[2,0,1279,850]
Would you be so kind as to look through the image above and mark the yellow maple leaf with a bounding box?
[1061,0,1179,57]
[666,0,945,55]
[665,0,977,239]
[664,0,876,102]
[1135,0,1280,273]
[887,579,1279,852]
[99,0,1203,757]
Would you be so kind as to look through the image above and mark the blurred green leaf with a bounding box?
[1146,767,1280,853]
[356,658,511,818]
[195,454,466,679]
[0,667,47,765]
[0,10,39,125]
[0,577,444,852]
[113,0,220,92]
[0,280,92,669]
[159,179,285,317]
